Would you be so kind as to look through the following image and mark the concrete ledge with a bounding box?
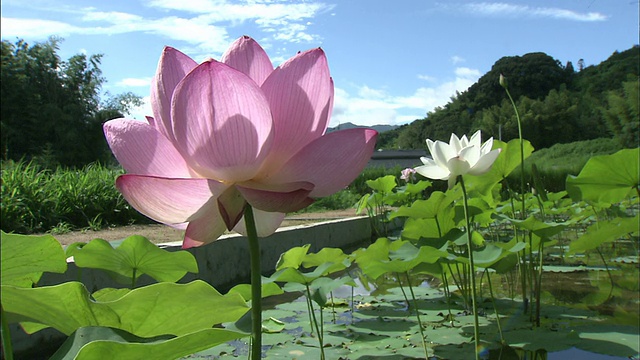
[13,215,403,357]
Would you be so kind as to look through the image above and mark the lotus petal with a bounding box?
[116,175,228,224]
[104,119,192,177]
[265,128,378,197]
[221,35,273,86]
[151,47,197,141]
[171,60,274,182]
[260,48,333,170]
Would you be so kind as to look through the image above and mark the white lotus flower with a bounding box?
[415,130,501,189]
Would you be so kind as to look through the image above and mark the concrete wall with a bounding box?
[11,215,403,358]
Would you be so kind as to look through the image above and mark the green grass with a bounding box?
[1,160,405,234]
[1,160,151,234]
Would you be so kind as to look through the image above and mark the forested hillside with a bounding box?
[379,45,639,150]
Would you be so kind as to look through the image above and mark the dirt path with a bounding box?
[51,209,361,246]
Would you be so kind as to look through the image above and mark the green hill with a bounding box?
[381,45,639,150]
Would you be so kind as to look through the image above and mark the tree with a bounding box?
[0,37,137,167]
[601,79,639,148]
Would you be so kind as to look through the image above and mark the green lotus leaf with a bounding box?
[2,280,248,337]
[566,148,639,204]
[1,231,67,287]
[366,175,397,194]
[49,326,246,360]
[569,215,639,254]
[71,235,198,284]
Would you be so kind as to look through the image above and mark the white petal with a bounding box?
[469,130,482,149]
[415,163,450,180]
[480,137,494,155]
[447,157,471,177]
[468,149,502,175]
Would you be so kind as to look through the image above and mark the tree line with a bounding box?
[1,37,142,168]
[377,46,638,150]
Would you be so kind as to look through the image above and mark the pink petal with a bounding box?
[264,128,377,198]
[116,175,228,224]
[217,187,247,230]
[150,47,197,141]
[233,209,286,237]
[171,60,274,182]
[145,116,156,127]
[236,181,314,213]
[260,48,333,170]
[183,204,228,248]
[104,119,192,177]
[221,36,274,86]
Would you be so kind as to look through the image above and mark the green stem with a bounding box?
[305,285,325,360]
[131,268,137,289]
[244,205,262,360]
[485,270,504,344]
[459,176,480,360]
[1,304,14,360]
[404,272,429,360]
[504,87,526,220]
[395,272,410,309]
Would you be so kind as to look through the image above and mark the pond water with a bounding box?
[188,261,638,359]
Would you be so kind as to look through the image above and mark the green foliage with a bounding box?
[601,79,639,148]
[0,38,142,168]
[0,160,152,233]
[0,231,248,359]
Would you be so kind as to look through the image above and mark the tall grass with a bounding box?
[1,161,405,234]
[1,160,151,234]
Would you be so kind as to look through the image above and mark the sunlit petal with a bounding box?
[261,48,333,169]
[171,60,274,182]
[264,128,377,197]
[468,148,502,175]
[183,205,228,249]
[221,35,274,86]
[415,163,450,180]
[469,130,482,149]
[447,157,471,178]
[104,119,192,177]
[115,175,228,224]
[459,145,480,168]
[234,210,286,238]
[217,187,247,230]
[433,140,456,166]
[150,46,197,141]
[236,181,314,213]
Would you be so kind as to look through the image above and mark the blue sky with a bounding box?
[1,0,637,127]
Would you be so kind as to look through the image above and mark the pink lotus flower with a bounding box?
[104,36,377,248]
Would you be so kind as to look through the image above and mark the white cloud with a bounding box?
[125,96,152,121]
[116,77,153,88]
[331,67,481,127]
[459,2,608,22]
[451,55,465,64]
[1,0,333,56]
[417,74,436,82]
[0,17,79,39]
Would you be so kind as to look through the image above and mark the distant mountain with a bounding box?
[327,122,399,133]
